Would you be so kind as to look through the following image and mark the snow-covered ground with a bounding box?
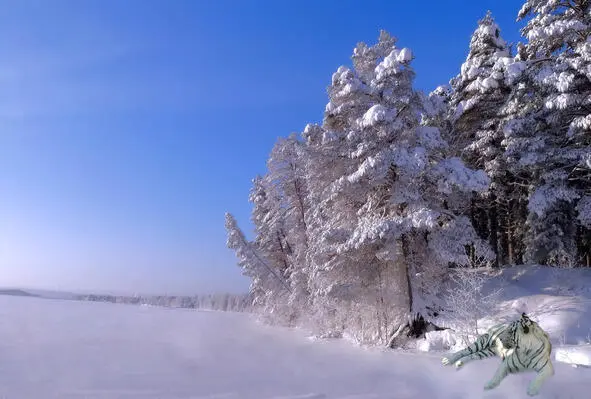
[0,294,588,399]
[419,265,591,372]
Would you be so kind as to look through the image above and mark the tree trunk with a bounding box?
[507,196,517,265]
[488,194,499,267]
[497,199,508,266]
[507,224,514,265]
[400,235,413,314]
[576,226,591,267]
[376,262,387,343]
[387,323,408,348]
[386,235,448,348]
[386,235,414,349]
[516,193,529,264]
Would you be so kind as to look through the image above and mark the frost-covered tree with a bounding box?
[422,85,453,137]
[450,11,511,156]
[265,134,312,311]
[449,12,515,266]
[227,132,315,324]
[351,30,397,94]
[249,176,291,279]
[225,213,291,319]
[511,0,591,265]
[225,5,591,352]
[305,32,492,345]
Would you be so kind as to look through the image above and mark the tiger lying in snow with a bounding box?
[441,313,554,396]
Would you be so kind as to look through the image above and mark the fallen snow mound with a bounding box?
[556,345,591,368]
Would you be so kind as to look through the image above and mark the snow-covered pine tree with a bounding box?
[351,30,397,93]
[304,32,492,345]
[249,176,291,281]
[450,11,510,155]
[227,131,315,325]
[513,0,591,266]
[449,11,514,266]
[421,85,452,138]
[265,134,312,314]
[224,213,290,316]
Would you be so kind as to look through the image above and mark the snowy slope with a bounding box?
[0,295,588,399]
[421,265,591,371]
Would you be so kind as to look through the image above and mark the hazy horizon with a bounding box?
[0,285,248,297]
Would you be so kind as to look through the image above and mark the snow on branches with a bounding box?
[225,1,591,347]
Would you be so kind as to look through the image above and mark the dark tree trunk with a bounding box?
[386,235,448,348]
[515,192,529,264]
[497,198,509,266]
[576,225,591,267]
[401,234,413,314]
[488,194,499,267]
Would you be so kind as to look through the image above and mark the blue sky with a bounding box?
[0,0,525,295]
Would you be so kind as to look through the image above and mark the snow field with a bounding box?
[0,294,589,398]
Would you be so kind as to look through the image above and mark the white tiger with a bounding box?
[441,313,554,396]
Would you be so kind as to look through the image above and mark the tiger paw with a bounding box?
[527,384,540,396]
[454,360,464,369]
[484,380,498,391]
[441,357,450,366]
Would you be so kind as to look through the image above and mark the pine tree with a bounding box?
[249,176,291,281]
[513,0,591,265]
[449,11,515,266]
[265,134,311,311]
[305,32,492,345]
[225,5,591,346]
[450,11,511,157]
[224,213,291,315]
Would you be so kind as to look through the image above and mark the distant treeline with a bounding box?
[76,292,252,312]
[0,289,39,297]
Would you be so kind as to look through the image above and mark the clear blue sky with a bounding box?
[0,0,524,295]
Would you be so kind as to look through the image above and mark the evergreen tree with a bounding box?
[249,176,291,280]
[265,135,311,311]
[225,213,291,317]
[513,0,591,265]
[308,33,492,344]
[450,11,511,157]
[449,12,514,266]
[224,4,591,351]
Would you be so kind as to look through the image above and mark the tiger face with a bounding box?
[516,313,551,354]
[520,312,533,334]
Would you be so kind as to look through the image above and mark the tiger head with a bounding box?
[519,313,547,340]
[520,312,533,334]
[516,312,552,361]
